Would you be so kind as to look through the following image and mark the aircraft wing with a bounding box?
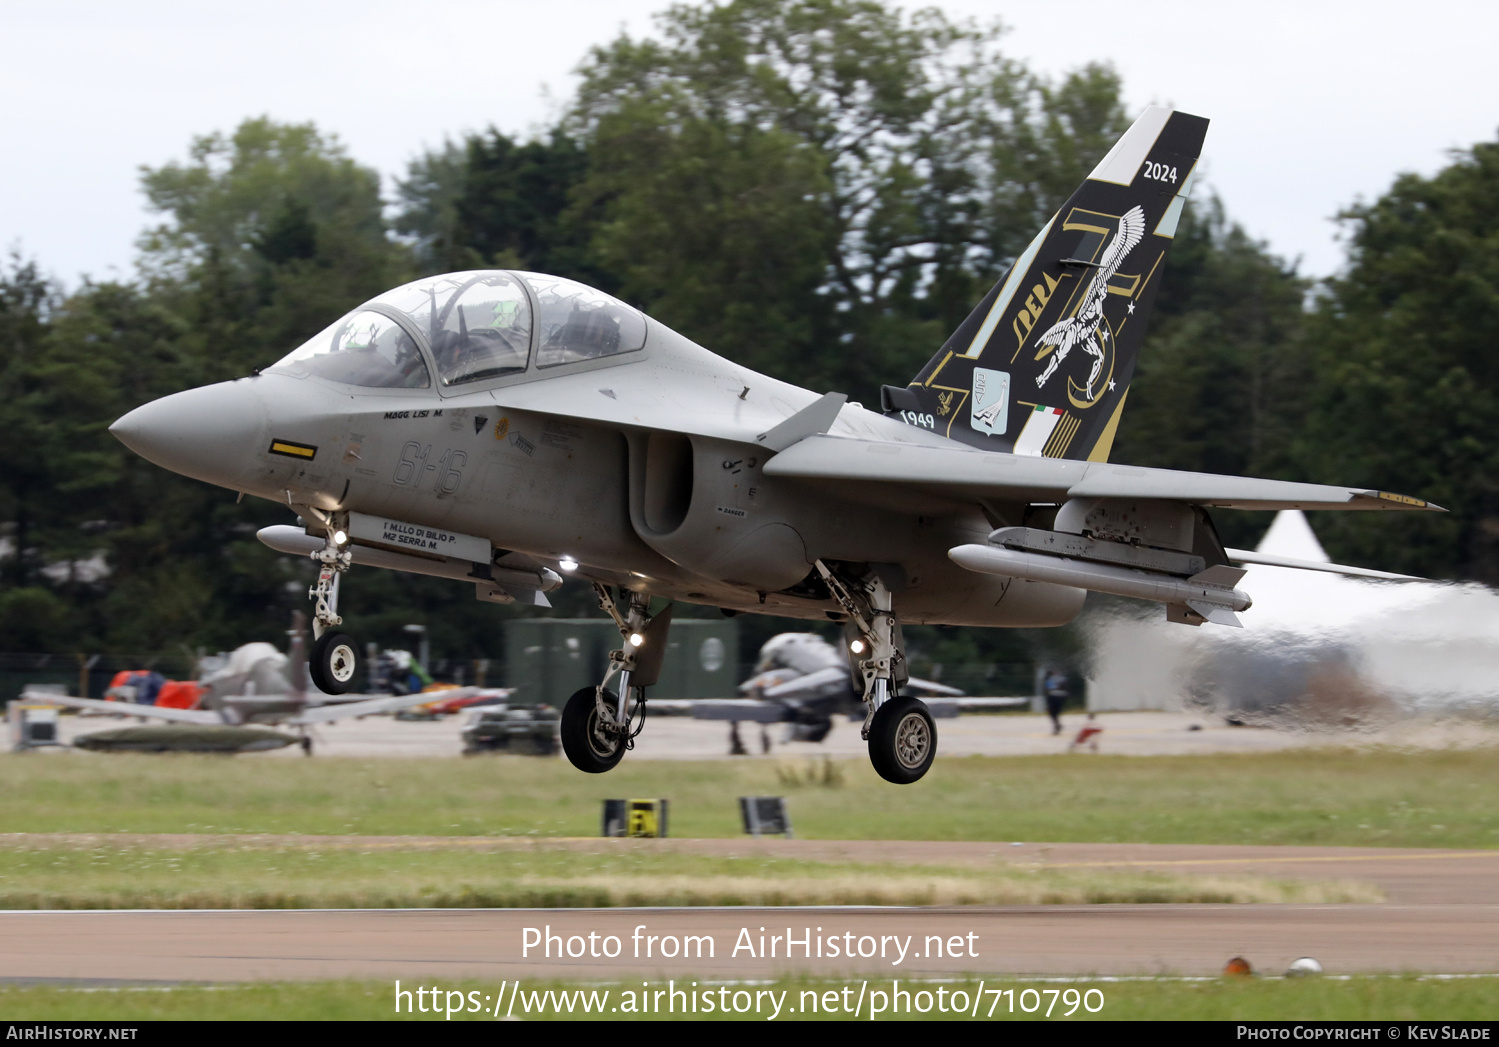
[685,694,982,719]
[650,692,1007,721]
[286,689,477,726]
[21,691,227,726]
[911,697,1027,716]
[659,699,793,723]
[642,699,699,717]
[761,435,1441,512]
[758,667,966,701]
[953,697,1030,710]
[906,677,965,697]
[646,699,804,723]
[762,666,848,700]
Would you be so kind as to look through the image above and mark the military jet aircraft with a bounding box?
[108,106,1438,784]
[652,631,1022,752]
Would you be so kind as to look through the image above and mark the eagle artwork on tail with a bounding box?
[1035,205,1146,400]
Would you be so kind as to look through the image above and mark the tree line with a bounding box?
[1,0,1493,671]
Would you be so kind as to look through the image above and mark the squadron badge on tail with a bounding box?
[1035,204,1146,401]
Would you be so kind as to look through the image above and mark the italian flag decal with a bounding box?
[1012,405,1065,456]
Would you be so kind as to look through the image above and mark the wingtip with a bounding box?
[1355,490,1445,512]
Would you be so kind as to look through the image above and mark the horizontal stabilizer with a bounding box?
[1225,548,1424,581]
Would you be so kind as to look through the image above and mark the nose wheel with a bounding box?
[310,631,359,695]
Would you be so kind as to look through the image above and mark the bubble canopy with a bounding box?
[267,271,647,389]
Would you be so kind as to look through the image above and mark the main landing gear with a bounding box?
[305,525,359,694]
[560,585,673,774]
[815,561,935,784]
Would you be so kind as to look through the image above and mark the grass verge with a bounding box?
[2,747,1498,847]
[0,976,1493,1020]
[0,840,1380,908]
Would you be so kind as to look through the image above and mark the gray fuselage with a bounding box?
[112,307,1085,628]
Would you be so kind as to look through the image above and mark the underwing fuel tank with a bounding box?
[948,543,1252,627]
[257,525,562,606]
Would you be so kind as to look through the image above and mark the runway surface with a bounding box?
[50,708,1499,759]
[5,842,1496,982]
[6,905,1496,982]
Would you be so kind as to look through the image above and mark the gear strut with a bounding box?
[814,561,903,738]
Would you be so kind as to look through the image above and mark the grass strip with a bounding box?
[0,841,1380,908]
[2,747,1498,847]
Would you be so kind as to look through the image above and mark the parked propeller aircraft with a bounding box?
[108,106,1438,783]
[23,630,469,752]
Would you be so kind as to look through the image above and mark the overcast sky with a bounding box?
[4,0,1496,288]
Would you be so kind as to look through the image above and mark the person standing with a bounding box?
[1044,668,1069,735]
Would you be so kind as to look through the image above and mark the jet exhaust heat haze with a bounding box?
[1087,511,1496,725]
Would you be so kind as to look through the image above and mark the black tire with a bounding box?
[310,631,360,695]
[867,696,937,784]
[560,686,626,773]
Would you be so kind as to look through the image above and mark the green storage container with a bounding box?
[504,618,738,706]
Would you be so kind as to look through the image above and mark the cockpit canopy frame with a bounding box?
[266,270,649,395]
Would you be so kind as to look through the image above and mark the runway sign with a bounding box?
[9,703,60,750]
[602,798,669,838]
[740,796,793,837]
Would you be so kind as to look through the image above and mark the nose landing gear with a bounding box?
[559,585,672,774]
[815,560,935,785]
[305,525,359,695]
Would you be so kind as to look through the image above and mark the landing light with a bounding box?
[628,632,645,648]
[332,530,348,546]
[559,557,578,572]
[849,639,866,655]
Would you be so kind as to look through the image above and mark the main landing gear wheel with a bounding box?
[867,696,936,785]
[561,686,626,773]
[310,631,359,695]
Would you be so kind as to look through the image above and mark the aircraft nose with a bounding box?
[110,381,269,488]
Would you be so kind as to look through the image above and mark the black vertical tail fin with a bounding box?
[883,106,1208,462]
